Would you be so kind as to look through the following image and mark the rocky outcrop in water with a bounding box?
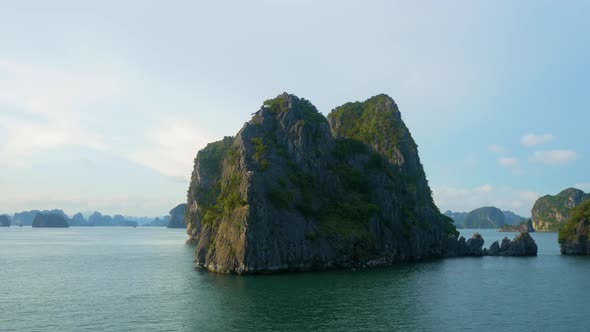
[484,232,538,256]
[0,215,10,227]
[167,204,186,228]
[186,93,462,274]
[532,188,590,231]
[444,233,485,256]
[32,213,69,228]
[559,200,590,255]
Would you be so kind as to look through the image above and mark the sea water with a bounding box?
[1,227,588,331]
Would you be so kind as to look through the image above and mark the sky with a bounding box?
[0,0,589,217]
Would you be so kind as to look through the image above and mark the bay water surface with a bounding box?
[1,227,588,331]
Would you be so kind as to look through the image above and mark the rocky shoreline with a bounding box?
[446,231,537,258]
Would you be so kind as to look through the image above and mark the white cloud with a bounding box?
[433,185,539,216]
[529,150,578,166]
[131,119,215,178]
[476,184,493,193]
[497,157,519,168]
[488,144,507,153]
[496,156,523,174]
[521,133,555,147]
[0,59,125,166]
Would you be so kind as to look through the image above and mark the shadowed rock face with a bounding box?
[186,93,463,274]
[167,204,186,228]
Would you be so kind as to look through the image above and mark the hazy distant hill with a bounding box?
[13,210,68,226]
[32,213,69,228]
[502,210,528,225]
[4,209,183,228]
[0,214,10,227]
[167,204,186,228]
[87,212,138,227]
[444,211,468,228]
[143,216,171,227]
[445,207,528,229]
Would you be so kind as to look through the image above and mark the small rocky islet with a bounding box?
[0,215,11,227]
[185,93,538,274]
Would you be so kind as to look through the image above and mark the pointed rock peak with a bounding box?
[366,93,396,104]
[260,92,319,114]
[250,93,326,130]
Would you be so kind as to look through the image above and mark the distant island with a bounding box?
[32,213,69,228]
[185,93,536,274]
[167,204,186,228]
[558,200,590,255]
[0,214,10,227]
[2,205,187,229]
[13,209,68,226]
[498,219,535,233]
[531,188,590,232]
[444,207,529,229]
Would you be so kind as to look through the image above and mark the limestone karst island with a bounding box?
[185,93,537,274]
[3,2,589,331]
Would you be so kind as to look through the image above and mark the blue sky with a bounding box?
[0,1,588,216]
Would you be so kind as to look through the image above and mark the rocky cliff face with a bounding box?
[32,213,69,228]
[558,200,590,255]
[186,93,461,274]
[531,188,590,231]
[0,215,10,227]
[167,204,186,228]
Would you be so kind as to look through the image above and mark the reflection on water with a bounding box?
[1,228,588,331]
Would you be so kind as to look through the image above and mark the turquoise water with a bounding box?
[1,227,588,331]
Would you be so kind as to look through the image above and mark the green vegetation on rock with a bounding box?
[558,200,590,255]
[532,188,590,231]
